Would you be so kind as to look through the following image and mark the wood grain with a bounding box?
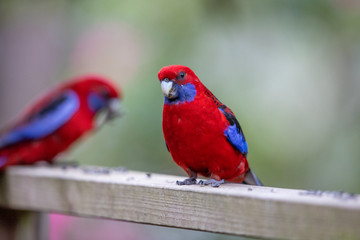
[0,166,359,240]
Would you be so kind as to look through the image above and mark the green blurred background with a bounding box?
[1,0,359,239]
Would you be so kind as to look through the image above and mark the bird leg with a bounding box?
[198,179,225,188]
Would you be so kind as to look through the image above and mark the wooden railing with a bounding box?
[0,166,359,240]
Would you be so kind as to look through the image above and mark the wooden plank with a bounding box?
[0,166,359,240]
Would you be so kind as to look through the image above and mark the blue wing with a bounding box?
[219,106,248,156]
[0,90,80,148]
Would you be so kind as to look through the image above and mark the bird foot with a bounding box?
[176,177,197,185]
[198,179,225,188]
[52,161,79,169]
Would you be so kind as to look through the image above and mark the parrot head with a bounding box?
[158,65,199,102]
[67,75,124,125]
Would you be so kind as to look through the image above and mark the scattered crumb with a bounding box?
[126,177,134,181]
[299,189,357,200]
[112,166,128,173]
[82,166,111,174]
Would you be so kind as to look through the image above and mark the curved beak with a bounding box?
[95,98,124,128]
[161,80,179,99]
[106,98,124,120]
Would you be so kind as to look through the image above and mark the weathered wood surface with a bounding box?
[0,166,359,240]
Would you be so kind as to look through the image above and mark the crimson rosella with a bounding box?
[0,75,122,170]
[158,65,262,187]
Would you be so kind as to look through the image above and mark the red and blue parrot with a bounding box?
[158,65,262,187]
[0,75,122,170]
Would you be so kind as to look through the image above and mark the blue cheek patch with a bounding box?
[224,124,248,155]
[164,83,196,105]
[0,90,80,148]
[88,93,106,113]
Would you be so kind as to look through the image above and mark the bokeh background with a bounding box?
[1,0,360,239]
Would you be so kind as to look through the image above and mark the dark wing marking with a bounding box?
[0,90,80,148]
[205,87,248,156]
[165,141,169,152]
[218,105,246,142]
[27,94,69,121]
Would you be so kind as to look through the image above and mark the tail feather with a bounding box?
[243,169,263,186]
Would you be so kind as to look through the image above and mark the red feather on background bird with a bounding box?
[0,75,122,170]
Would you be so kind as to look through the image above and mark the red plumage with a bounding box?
[0,75,122,170]
[159,65,261,186]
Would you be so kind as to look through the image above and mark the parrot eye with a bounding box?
[96,87,111,99]
[178,72,186,80]
[101,90,110,98]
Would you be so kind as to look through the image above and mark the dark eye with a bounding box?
[178,72,186,80]
[98,88,110,98]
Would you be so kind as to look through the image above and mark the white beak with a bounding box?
[161,81,173,97]
[95,99,124,128]
[109,99,121,114]
[108,98,124,119]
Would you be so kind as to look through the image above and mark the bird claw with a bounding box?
[198,179,225,188]
[52,161,79,169]
[176,177,197,185]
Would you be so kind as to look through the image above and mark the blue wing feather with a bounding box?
[219,107,248,156]
[0,90,80,148]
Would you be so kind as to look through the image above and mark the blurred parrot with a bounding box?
[0,75,122,170]
[158,65,262,187]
